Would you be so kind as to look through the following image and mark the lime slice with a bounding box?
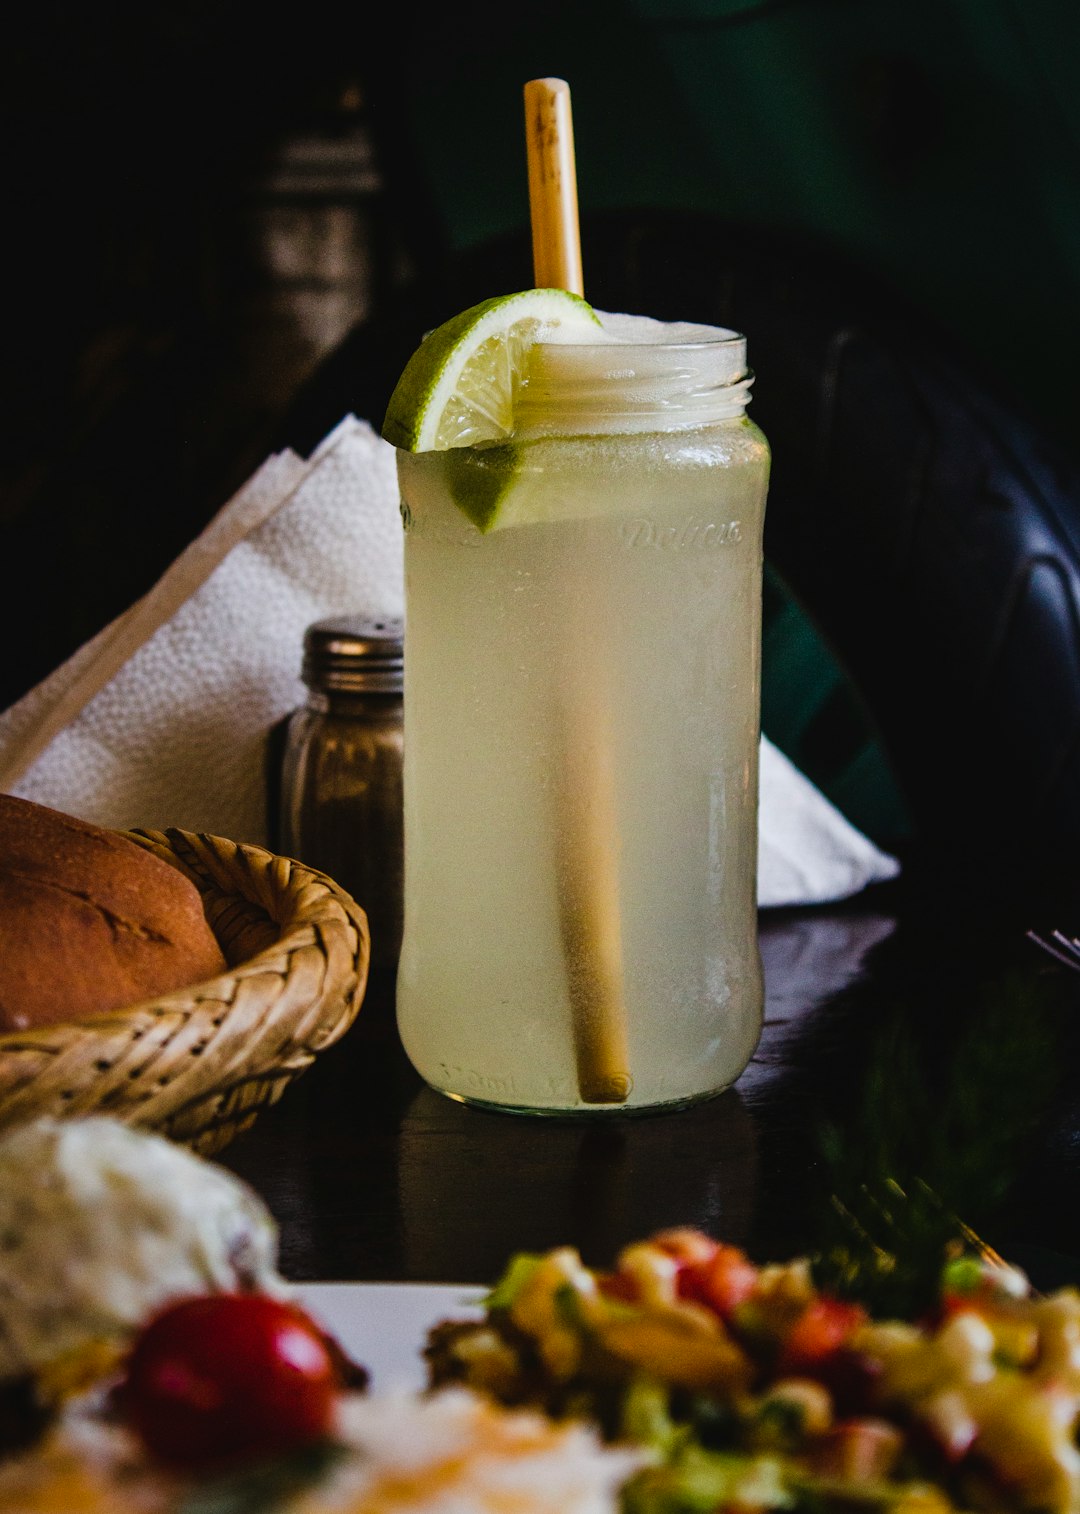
[381,288,601,457]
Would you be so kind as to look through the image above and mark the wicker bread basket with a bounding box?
[0,828,370,1156]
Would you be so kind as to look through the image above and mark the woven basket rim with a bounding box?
[128,822,367,962]
[0,825,370,1154]
[0,825,369,1052]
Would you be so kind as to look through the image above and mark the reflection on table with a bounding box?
[220,879,1080,1294]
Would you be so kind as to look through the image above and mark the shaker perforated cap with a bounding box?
[302,614,404,694]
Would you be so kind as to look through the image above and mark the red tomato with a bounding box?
[122,1294,341,1471]
[677,1244,759,1320]
[597,1270,640,1303]
[938,1289,991,1325]
[779,1297,867,1373]
[811,1345,884,1416]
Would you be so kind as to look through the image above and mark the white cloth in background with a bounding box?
[757,740,898,907]
[0,415,898,908]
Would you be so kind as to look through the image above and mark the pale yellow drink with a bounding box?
[395,313,770,1113]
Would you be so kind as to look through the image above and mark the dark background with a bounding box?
[1,1,395,707]
[4,0,1080,894]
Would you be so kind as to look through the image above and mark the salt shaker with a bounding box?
[279,615,404,995]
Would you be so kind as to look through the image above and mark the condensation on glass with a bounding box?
[394,314,771,1115]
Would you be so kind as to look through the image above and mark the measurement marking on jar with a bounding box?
[621,517,742,550]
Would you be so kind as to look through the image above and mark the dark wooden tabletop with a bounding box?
[217,868,1080,1296]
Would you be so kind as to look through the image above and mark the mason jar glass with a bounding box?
[394,314,770,1114]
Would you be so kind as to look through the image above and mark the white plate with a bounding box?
[297,1282,486,1392]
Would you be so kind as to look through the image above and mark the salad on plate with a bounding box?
[2,1114,1078,1514]
[425,1227,1080,1514]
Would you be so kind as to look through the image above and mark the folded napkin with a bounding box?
[0,415,898,909]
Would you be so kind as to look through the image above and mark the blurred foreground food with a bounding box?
[426,1227,1080,1514]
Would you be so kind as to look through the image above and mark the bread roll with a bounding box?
[0,795,227,1031]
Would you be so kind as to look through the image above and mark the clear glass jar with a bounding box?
[279,615,404,994]
[393,313,771,1115]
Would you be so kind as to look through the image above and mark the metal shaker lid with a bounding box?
[301,614,404,694]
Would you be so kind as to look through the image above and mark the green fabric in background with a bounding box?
[761,565,911,848]
[395,0,1080,449]
[372,0,1079,851]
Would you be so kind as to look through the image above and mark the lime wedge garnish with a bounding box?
[381,289,601,508]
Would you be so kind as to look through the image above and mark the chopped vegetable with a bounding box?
[426,1229,1080,1514]
[121,1294,342,1472]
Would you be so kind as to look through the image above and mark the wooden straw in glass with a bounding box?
[524,77,631,1105]
[525,77,584,295]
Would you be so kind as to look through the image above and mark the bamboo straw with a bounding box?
[523,77,631,1105]
[550,678,632,1104]
[524,78,584,296]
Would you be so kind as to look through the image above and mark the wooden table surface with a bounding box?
[217,868,1080,1295]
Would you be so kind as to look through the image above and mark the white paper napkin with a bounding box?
[0,415,898,908]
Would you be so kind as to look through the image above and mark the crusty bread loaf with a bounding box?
[0,795,227,1031]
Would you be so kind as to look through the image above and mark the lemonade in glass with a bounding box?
[384,295,770,1114]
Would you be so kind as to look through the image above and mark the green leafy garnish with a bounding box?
[484,1252,543,1311]
[623,1443,795,1514]
[940,1254,989,1297]
[177,1439,347,1514]
[620,1378,685,1457]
